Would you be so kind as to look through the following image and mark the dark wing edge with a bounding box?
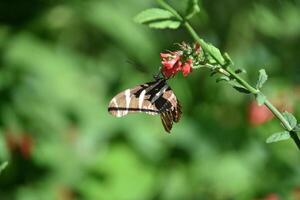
[160,101,182,133]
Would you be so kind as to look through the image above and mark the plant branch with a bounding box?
[290,131,300,149]
[264,99,292,131]
[156,0,183,20]
[157,0,300,149]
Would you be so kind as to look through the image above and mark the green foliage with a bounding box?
[216,76,230,83]
[0,0,299,199]
[0,162,8,175]
[266,131,290,143]
[256,69,268,90]
[255,92,266,106]
[185,0,200,19]
[134,8,180,29]
[294,124,300,132]
[205,43,225,65]
[283,111,298,129]
[234,69,247,74]
[134,8,174,23]
[232,85,251,94]
[147,20,181,29]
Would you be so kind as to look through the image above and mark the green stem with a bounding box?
[156,0,183,20]
[226,68,259,94]
[290,131,300,149]
[157,0,300,150]
[264,99,292,131]
[184,22,225,65]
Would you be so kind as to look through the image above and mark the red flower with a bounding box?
[160,52,181,69]
[181,59,193,76]
[162,60,181,78]
[248,101,273,125]
[160,51,193,78]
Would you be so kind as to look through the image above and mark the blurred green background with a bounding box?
[0,0,300,199]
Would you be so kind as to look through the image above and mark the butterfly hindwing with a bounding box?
[108,78,182,132]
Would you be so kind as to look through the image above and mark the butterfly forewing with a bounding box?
[108,78,182,132]
[108,79,163,117]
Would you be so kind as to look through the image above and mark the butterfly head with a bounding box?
[153,71,165,81]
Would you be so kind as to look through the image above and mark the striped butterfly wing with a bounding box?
[159,89,182,133]
[108,78,182,133]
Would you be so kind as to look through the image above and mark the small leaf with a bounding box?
[210,71,217,77]
[206,44,225,65]
[266,131,290,143]
[256,69,268,89]
[255,93,266,106]
[294,124,300,132]
[283,111,297,129]
[147,20,181,29]
[185,0,200,19]
[0,161,8,175]
[235,69,247,74]
[134,8,174,24]
[233,85,251,94]
[216,76,230,83]
[223,53,234,67]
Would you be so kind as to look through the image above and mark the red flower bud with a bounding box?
[160,53,171,59]
[181,59,193,76]
[162,60,182,78]
[161,52,181,69]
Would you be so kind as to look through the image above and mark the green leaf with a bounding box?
[233,85,251,94]
[235,69,247,74]
[147,20,181,29]
[282,111,297,129]
[216,76,230,83]
[210,71,217,77]
[0,161,8,175]
[256,69,268,89]
[294,124,300,132]
[185,0,200,19]
[134,8,174,24]
[255,93,266,106]
[266,131,290,143]
[206,43,225,65]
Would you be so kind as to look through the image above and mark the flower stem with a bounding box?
[226,67,259,94]
[157,0,300,149]
[156,0,183,20]
[290,131,300,149]
[264,99,292,131]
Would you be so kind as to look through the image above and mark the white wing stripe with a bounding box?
[138,90,146,109]
[112,98,122,117]
[124,89,131,115]
[151,84,169,103]
[167,93,175,102]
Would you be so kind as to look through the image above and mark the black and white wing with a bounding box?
[108,78,182,133]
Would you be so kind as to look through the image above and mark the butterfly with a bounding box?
[108,77,182,133]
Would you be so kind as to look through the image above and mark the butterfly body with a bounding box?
[108,78,181,133]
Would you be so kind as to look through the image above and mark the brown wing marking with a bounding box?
[160,111,173,133]
[173,101,182,123]
[108,79,164,117]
